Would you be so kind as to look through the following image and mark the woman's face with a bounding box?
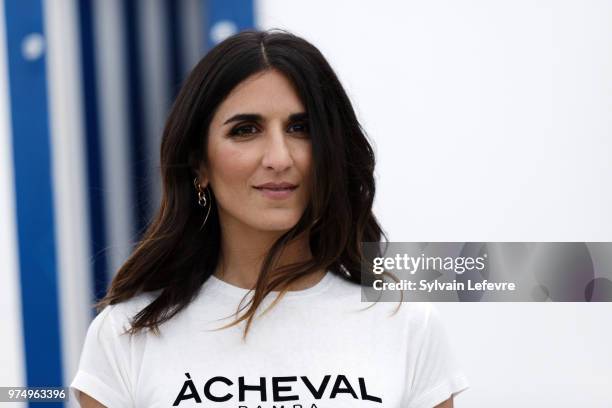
[200,69,312,234]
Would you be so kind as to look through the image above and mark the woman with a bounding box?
[71,29,469,408]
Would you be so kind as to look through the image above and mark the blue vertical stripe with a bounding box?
[4,0,63,403]
[77,0,109,303]
[123,0,148,237]
[165,0,182,98]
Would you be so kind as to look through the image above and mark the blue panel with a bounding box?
[77,0,109,303]
[205,0,255,49]
[165,0,183,96]
[123,0,149,236]
[4,0,64,404]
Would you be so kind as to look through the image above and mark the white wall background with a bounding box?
[257,1,612,407]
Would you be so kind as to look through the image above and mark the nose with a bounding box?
[261,127,293,171]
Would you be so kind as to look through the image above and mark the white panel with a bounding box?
[179,0,204,75]
[0,0,26,400]
[93,0,136,277]
[42,0,93,388]
[138,0,169,217]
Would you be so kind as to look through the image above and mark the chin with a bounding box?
[255,220,300,232]
[251,214,302,232]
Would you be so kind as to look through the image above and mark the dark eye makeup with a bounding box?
[228,121,310,138]
[288,122,310,134]
[229,124,259,136]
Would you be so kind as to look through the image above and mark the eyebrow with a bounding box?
[222,112,308,126]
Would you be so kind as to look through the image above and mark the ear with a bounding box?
[189,152,209,187]
[194,165,209,187]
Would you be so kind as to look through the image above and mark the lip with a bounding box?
[253,183,298,200]
[254,182,297,189]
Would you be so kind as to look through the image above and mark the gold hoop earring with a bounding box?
[194,177,212,230]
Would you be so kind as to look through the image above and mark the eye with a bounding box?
[229,124,259,137]
[287,122,310,136]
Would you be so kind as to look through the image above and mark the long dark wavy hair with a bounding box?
[96,28,387,337]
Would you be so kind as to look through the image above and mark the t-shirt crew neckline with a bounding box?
[206,270,335,300]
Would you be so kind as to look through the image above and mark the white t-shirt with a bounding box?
[70,271,469,408]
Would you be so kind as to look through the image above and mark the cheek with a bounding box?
[208,144,256,191]
[291,143,314,198]
[292,142,313,173]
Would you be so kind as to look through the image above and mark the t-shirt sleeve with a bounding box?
[404,303,469,408]
[70,305,134,407]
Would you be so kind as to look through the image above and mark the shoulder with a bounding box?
[89,290,161,338]
[377,302,441,338]
[327,272,439,329]
[398,302,440,329]
[325,271,364,298]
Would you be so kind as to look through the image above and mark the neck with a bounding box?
[214,217,325,290]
